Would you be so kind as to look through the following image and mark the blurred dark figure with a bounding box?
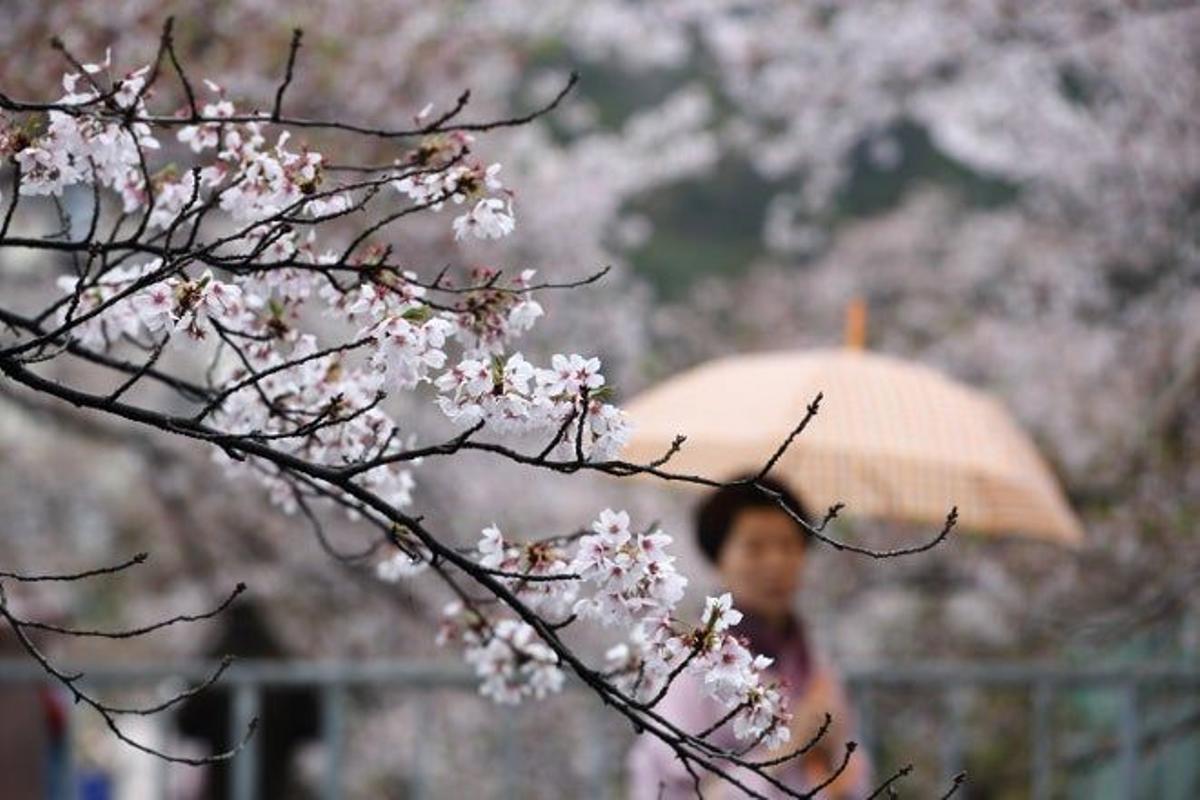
[0,604,69,800]
[177,602,319,800]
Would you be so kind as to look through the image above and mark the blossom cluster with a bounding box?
[209,329,419,514]
[437,605,564,705]
[9,52,781,751]
[14,52,157,209]
[569,508,686,626]
[435,351,629,461]
[576,512,791,749]
[419,510,792,748]
[3,58,628,520]
[392,135,516,241]
[620,593,792,749]
[477,524,576,617]
[54,262,245,349]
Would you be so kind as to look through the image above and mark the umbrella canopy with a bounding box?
[620,348,1083,544]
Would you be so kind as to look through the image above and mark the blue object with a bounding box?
[76,771,111,800]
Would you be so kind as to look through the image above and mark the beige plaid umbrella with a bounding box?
[620,348,1083,544]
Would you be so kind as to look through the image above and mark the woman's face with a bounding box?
[715,507,806,620]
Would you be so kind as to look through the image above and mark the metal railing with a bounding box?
[845,663,1200,800]
[0,660,1197,799]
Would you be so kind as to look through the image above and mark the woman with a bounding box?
[627,476,870,799]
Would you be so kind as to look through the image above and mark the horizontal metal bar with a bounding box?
[0,659,480,687]
[0,659,1196,689]
[843,662,1200,688]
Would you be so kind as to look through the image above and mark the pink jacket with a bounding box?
[626,656,871,799]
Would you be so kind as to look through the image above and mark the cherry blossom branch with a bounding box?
[13,582,245,639]
[0,353,855,797]
[0,568,254,766]
[0,551,149,582]
[271,29,303,122]
[0,23,963,796]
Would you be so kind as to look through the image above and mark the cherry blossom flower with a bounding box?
[702,592,743,633]
[452,196,516,240]
[365,313,455,391]
[130,282,176,332]
[538,353,605,397]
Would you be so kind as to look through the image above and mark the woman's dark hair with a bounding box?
[695,474,810,564]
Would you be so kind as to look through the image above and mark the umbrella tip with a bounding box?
[844,296,868,350]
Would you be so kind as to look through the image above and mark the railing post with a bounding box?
[321,683,347,800]
[156,712,174,800]
[1030,681,1052,800]
[230,684,260,800]
[410,692,432,800]
[500,705,519,797]
[585,702,612,800]
[940,688,967,786]
[1118,681,1139,799]
[60,688,77,800]
[852,682,876,767]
